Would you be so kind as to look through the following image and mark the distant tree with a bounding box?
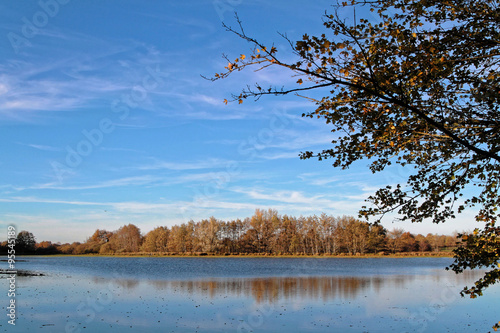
[0,241,7,254]
[73,242,91,255]
[224,219,245,253]
[90,229,113,244]
[141,227,170,253]
[168,223,194,253]
[425,233,445,252]
[35,241,60,255]
[59,242,77,254]
[415,234,432,252]
[387,229,404,253]
[194,217,221,253]
[112,224,142,253]
[99,242,116,254]
[78,229,115,254]
[336,216,371,255]
[319,214,338,254]
[250,209,277,253]
[274,215,299,254]
[445,234,458,249]
[16,230,36,253]
[400,232,418,252]
[239,228,259,253]
[367,224,387,253]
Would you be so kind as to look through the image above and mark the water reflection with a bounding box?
[91,269,484,304]
[151,276,386,302]
[16,258,499,333]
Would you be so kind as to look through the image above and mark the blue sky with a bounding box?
[0,0,477,243]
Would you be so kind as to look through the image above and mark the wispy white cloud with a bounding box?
[0,196,107,206]
[111,201,179,213]
[0,83,9,95]
[266,129,334,150]
[13,175,160,191]
[0,195,257,218]
[0,34,174,119]
[205,139,242,146]
[151,91,255,120]
[189,93,223,106]
[243,188,330,205]
[298,173,343,186]
[136,158,232,171]
[17,143,64,152]
[259,151,300,160]
[227,186,371,216]
[99,147,145,153]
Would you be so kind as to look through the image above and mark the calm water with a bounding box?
[2,257,498,332]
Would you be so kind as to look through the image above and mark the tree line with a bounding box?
[1,209,459,256]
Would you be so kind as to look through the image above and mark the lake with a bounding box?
[2,256,498,332]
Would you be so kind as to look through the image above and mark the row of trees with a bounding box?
[1,209,459,256]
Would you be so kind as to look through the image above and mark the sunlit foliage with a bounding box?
[208,1,499,327]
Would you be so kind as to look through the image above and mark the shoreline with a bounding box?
[23,252,454,259]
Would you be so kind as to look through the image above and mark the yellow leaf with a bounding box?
[223,99,228,105]
[297,79,303,85]
[240,54,246,60]
[238,99,243,104]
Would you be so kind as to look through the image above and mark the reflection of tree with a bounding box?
[177,273,487,303]
[92,277,139,291]
[90,270,487,304]
[149,276,404,303]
